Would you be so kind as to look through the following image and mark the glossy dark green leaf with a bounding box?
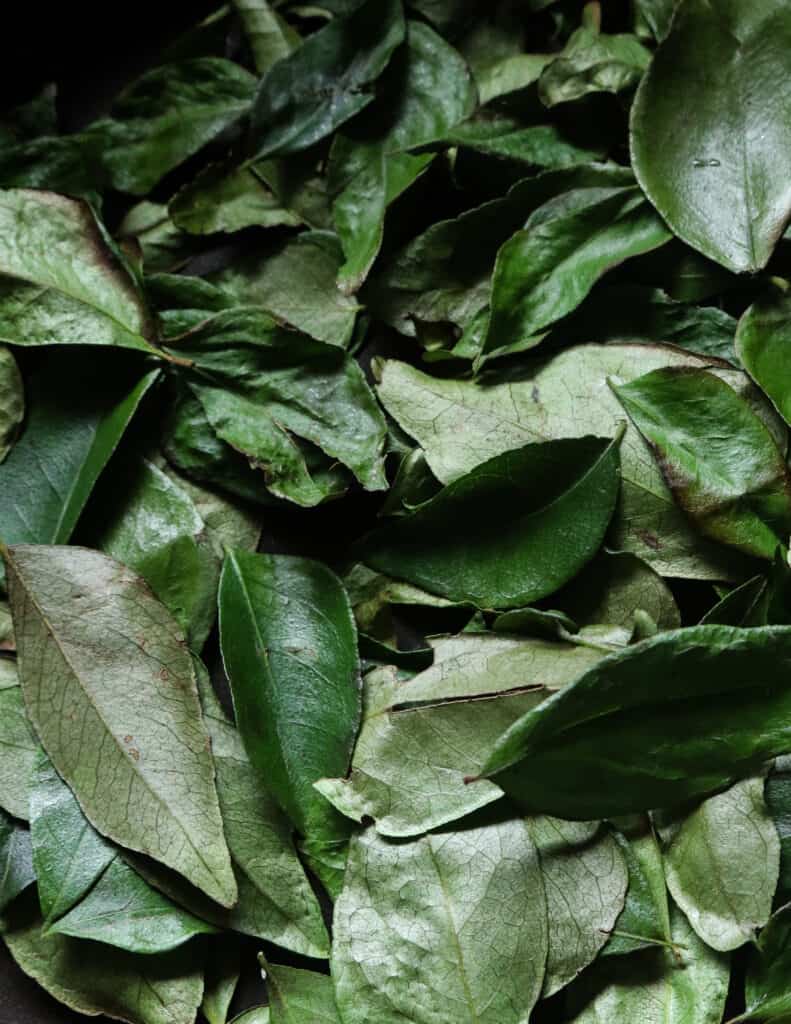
[213,233,360,346]
[5,544,237,907]
[613,367,791,560]
[169,308,386,506]
[655,777,779,952]
[317,635,602,836]
[376,348,780,579]
[0,345,23,462]
[481,625,791,819]
[92,456,220,651]
[0,356,158,547]
[631,0,791,273]
[3,892,204,1024]
[249,0,405,160]
[739,904,791,1021]
[604,815,671,957]
[219,550,361,841]
[359,435,621,609]
[433,118,605,172]
[0,809,34,913]
[50,857,217,954]
[329,20,476,291]
[93,59,256,195]
[701,575,769,627]
[737,287,791,426]
[632,0,675,41]
[29,752,114,925]
[0,189,158,352]
[482,180,671,359]
[263,958,341,1023]
[0,658,39,821]
[332,821,548,1024]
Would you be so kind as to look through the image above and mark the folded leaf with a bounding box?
[613,366,791,560]
[29,752,114,924]
[0,189,158,352]
[538,23,650,106]
[359,435,621,609]
[656,777,779,952]
[220,550,361,842]
[737,287,791,426]
[332,821,548,1024]
[481,625,791,818]
[0,357,158,547]
[5,544,237,907]
[3,892,204,1024]
[249,0,405,159]
[631,0,791,273]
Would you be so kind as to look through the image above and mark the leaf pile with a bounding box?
[4,1,791,1022]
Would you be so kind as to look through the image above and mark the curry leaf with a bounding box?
[359,435,621,609]
[331,821,548,1024]
[220,549,361,842]
[0,345,22,462]
[481,625,791,819]
[739,903,791,1021]
[0,809,34,913]
[0,663,40,821]
[631,0,791,273]
[263,958,341,1023]
[5,544,237,907]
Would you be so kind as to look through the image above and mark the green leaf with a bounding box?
[0,357,158,548]
[740,903,791,1021]
[631,0,791,273]
[359,435,621,609]
[737,287,791,426]
[0,189,158,353]
[632,0,675,41]
[170,162,302,236]
[0,809,34,913]
[0,665,39,821]
[481,181,671,360]
[263,958,341,1022]
[612,366,791,560]
[201,935,242,1024]
[29,752,114,925]
[94,59,256,195]
[49,856,217,953]
[117,201,199,275]
[480,625,791,819]
[604,815,671,957]
[530,817,628,995]
[375,346,778,579]
[249,0,405,160]
[555,550,680,631]
[0,345,22,462]
[329,20,476,291]
[233,1010,270,1024]
[765,757,791,904]
[565,905,729,1023]
[232,0,299,73]
[5,544,237,907]
[538,24,650,106]
[3,892,204,1024]
[168,308,386,506]
[332,820,548,1024]
[213,233,360,346]
[92,456,220,651]
[219,550,361,841]
[434,119,606,173]
[318,633,602,836]
[656,777,780,952]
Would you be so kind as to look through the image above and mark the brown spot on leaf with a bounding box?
[636,529,662,551]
